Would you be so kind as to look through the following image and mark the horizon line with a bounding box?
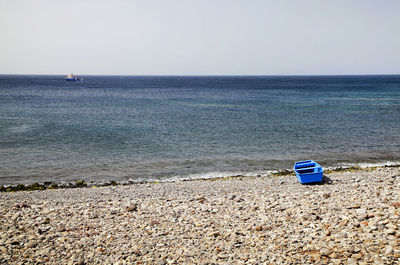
[1,73,400,77]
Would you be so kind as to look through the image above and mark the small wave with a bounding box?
[128,170,275,184]
[9,124,32,133]
[318,160,400,173]
[341,160,400,169]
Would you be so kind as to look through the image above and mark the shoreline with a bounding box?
[1,163,400,192]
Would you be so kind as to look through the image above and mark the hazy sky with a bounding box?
[1,0,399,75]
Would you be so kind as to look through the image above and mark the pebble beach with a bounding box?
[1,166,399,264]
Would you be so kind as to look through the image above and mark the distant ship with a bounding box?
[65,73,83,81]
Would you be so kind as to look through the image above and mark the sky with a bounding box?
[0,0,399,75]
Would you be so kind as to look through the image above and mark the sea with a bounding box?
[0,75,399,185]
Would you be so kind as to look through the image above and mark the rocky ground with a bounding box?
[0,166,399,264]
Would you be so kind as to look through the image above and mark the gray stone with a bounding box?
[384,245,393,255]
[320,248,332,256]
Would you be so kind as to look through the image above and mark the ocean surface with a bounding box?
[0,75,399,185]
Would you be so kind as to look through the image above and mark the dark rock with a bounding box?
[75,180,87,187]
[16,184,26,191]
[29,183,45,190]
[49,183,59,189]
[28,182,44,190]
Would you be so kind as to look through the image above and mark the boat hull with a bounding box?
[294,160,323,184]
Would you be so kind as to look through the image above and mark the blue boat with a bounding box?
[65,73,83,82]
[294,160,323,184]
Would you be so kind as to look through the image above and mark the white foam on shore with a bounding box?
[332,161,400,168]
[328,160,400,170]
[357,161,400,168]
[128,170,273,184]
[128,160,400,184]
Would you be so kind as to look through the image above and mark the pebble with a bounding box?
[77,257,85,265]
[126,204,137,212]
[320,248,332,256]
[384,245,393,255]
[385,229,395,235]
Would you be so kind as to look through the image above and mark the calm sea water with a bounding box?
[0,75,399,185]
